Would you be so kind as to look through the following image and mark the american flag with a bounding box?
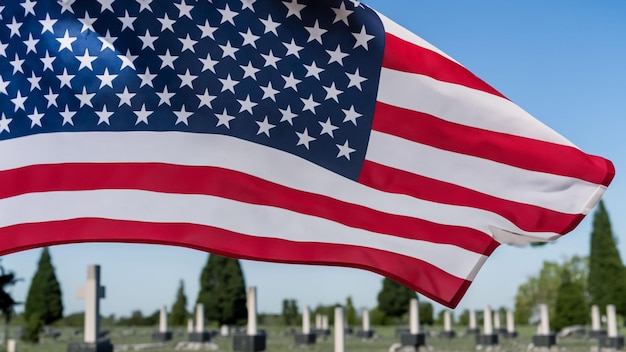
[0,0,614,307]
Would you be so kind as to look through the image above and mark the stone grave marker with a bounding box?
[186,318,194,333]
[189,303,211,342]
[152,305,172,341]
[295,305,316,345]
[440,310,456,339]
[466,309,479,335]
[600,304,624,349]
[493,310,505,334]
[532,303,556,348]
[399,298,426,348]
[220,325,230,337]
[357,309,375,339]
[7,339,16,352]
[504,309,518,338]
[334,307,345,352]
[233,286,266,352]
[67,265,113,352]
[477,305,498,347]
[590,304,607,338]
[316,314,330,339]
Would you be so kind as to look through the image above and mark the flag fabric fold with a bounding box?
[0,0,614,307]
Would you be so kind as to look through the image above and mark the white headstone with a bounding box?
[220,325,230,337]
[315,314,322,330]
[334,307,345,352]
[195,304,205,333]
[362,309,370,331]
[409,298,419,334]
[159,305,168,333]
[469,309,477,329]
[247,287,258,335]
[591,305,601,331]
[493,311,501,331]
[483,305,493,335]
[7,339,16,352]
[506,310,515,333]
[444,310,452,332]
[607,304,618,337]
[187,318,194,333]
[539,304,550,335]
[302,305,311,334]
[75,265,106,343]
[322,315,329,330]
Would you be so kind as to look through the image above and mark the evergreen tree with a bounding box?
[345,296,357,325]
[281,299,298,326]
[553,268,588,332]
[23,248,63,342]
[588,201,626,314]
[169,279,188,326]
[0,260,20,340]
[197,254,247,325]
[458,309,470,326]
[376,278,416,319]
[418,301,434,325]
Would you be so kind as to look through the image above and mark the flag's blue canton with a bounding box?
[0,0,384,180]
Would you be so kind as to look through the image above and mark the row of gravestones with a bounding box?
[281,299,626,351]
[60,264,376,352]
[21,264,624,352]
[386,302,624,351]
[65,265,268,352]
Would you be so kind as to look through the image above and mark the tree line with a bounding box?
[513,201,626,332]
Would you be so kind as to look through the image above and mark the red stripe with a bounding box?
[360,160,584,235]
[373,102,615,187]
[0,163,498,255]
[383,33,506,99]
[0,218,478,307]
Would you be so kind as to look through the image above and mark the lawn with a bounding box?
[3,325,606,352]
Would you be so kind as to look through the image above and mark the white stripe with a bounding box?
[366,131,600,215]
[377,68,576,147]
[374,10,457,63]
[0,132,561,240]
[0,189,487,281]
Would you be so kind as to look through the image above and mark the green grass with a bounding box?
[1,325,608,351]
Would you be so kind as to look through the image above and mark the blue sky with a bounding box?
[2,1,626,318]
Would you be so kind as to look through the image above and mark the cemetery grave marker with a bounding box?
[477,305,498,347]
[189,304,211,343]
[467,309,479,335]
[504,309,518,338]
[590,305,607,338]
[439,310,456,339]
[295,305,316,345]
[531,303,556,349]
[357,309,375,339]
[334,307,345,352]
[599,304,624,350]
[399,298,426,348]
[67,265,113,352]
[233,287,266,352]
[151,305,173,342]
